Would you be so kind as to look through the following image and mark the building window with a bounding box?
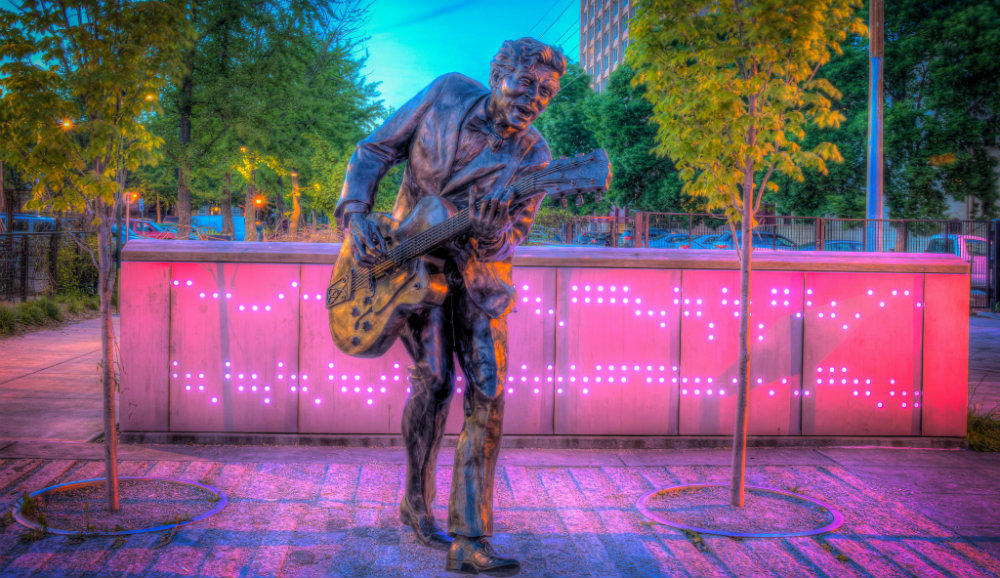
[613,0,619,16]
[590,3,594,20]
[612,22,618,40]
[621,17,626,35]
[603,35,608,51]
[603,54,608,71]
[604,10,609,27]
[612,47,617,65]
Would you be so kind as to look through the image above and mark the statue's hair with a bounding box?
[489,38,566,90]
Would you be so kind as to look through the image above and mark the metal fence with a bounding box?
[527,213,999,311]
[0,232,98,302]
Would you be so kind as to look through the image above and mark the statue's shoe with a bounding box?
[399,500,453,550]
[445,536,521,577]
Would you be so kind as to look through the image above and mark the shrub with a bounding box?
[37,297,62,322]
[0,306,16,335]
[17,301,47,325]
[968,409,1000,452]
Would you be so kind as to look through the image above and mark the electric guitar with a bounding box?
[326,149,611,358]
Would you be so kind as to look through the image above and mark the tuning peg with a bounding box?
[575,194,584,207]
[561,197,568,210]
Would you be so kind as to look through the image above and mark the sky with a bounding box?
[357,0,580,110]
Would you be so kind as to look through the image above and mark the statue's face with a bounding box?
[493,63,560,133]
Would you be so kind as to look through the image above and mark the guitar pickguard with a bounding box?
[326,269,353,308]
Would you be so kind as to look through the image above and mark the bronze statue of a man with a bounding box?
[334,38,565,576]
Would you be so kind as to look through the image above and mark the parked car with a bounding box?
[712,231,796,251]
[649,233,696,248]
[128,219,175,240]
[0,213,58,233]
[527,225,565,245]
[617,227,669,247]
[158,222,229,241]
[573,231,613,246]
[924,234,989,288]
[794,239,864,252]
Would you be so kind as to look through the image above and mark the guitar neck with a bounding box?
[387,181,542,265]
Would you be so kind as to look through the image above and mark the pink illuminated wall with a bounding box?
[119,242,970,439]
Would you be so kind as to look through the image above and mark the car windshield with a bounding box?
[967,240,987,258]
[925,238,955,255]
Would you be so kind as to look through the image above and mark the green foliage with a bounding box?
[883,0,1000,219]
[147,0,383,234]
[0,1,193,216]
[586,65,685,213]
[0,305,16,335]
[535,63,599,158]
[629,0,865,222]
[54,236,99,296]
[968,408,1000,452]
[17,301,49,326]
[773,0,1000,219]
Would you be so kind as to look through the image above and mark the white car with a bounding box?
[924,234,989,288]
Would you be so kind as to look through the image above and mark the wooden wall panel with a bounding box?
[921,274,969,437]
[120,261,171,431]
[168,263,300,432]
[801,272,924,436]
[678,270,804,436]
[554,268,681,435]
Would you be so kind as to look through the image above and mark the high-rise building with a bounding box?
[579,0,635,92]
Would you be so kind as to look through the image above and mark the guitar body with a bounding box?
[327,196,452,358]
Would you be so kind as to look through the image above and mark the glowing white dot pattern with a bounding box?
[164,265,924,435]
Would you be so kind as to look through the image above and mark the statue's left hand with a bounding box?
[469,186,513,242]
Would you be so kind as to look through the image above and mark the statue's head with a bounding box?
[488,38,566,134]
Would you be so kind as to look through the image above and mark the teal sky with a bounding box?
[359,0,580,110]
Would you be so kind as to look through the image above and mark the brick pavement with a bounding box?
[1,447,1000,578]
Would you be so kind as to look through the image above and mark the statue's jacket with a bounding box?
[335,72,552,319]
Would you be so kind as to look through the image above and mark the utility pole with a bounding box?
[866,0,884,252]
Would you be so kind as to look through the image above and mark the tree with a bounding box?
[0,0,191,511]
[630,0,864,506]
[534,62,599,158]
[586,64,685,212]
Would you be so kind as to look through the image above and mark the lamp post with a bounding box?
[866,0,885,252]
[124,191,139,243]
[254,195,265,241]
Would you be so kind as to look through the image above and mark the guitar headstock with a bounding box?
[529,149,612,204]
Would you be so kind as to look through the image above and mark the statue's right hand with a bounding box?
[346,212,387,267]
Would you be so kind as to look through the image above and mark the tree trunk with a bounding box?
[221,173,234,239]
[244,172,255,242]
[275,176,286,236]
[176,53,194,240]
[155,197,161,224]
[96,195,120,512]
[730,166,755,508]
[289,172,301,239]
[0,160,5,234]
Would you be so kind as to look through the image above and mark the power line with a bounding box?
[537,0,575,40]
[554,21,578,47]
[527,0,565,35]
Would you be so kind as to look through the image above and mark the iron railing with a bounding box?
[526,212,998,310]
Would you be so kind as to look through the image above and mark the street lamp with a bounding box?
[125,191,140,243]
[60,119,73,130]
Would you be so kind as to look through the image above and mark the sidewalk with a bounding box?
[0,316,998,577]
